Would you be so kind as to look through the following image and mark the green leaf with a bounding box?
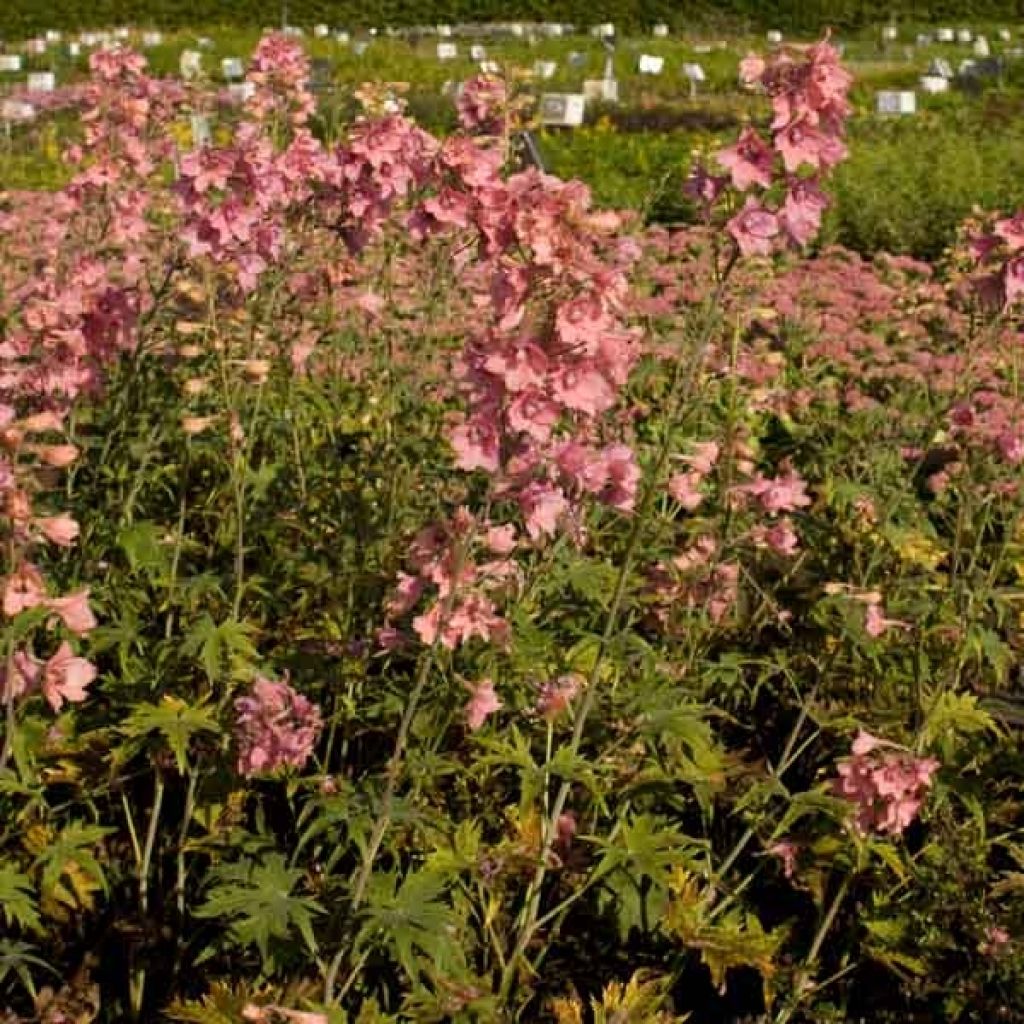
[0,866,42,933]
[118,520,172,576]
[119,696,221,773]
[359,869,463,981]
[0,940,55,997]
[182,614,259,683]
[195,853,324,967]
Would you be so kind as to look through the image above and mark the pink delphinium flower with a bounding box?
[769,839,798,879]
[863,599,908,637]
[456,74,507,136]
[3,562,47,616]
[464,677,502,731]
[40,641,97,712]
[733,467,812,514]
[234,676,322,776]
[44,589,97,635]
[668,471,704,510]
[727,199,780,257]
[715,126,775,191]
[536,673,583,719]
[979,926,1011,957]
[0,650,42,703]
[35,514,80,547]
[834,732,939,836]
[750,517,800,556]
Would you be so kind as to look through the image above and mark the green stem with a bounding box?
[774,874,852,1024]
[322,648,435,1004]
[140,772,165,916]
[176,762,200,916]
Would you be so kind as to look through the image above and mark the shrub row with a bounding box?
[3,0,1024,40]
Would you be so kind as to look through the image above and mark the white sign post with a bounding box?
[683,62,706,98]
[179,50,203,81]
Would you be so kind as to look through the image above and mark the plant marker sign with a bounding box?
[221,57,245,81]
[26,72,56,93]
[540,92,586,127]
[1,99,35,123]
[919,75,949,94]
[582,78,618,103]
[876,90,916,115]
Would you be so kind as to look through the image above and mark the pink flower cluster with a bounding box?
[176,123,295,291]
[441,168,641,539]
[730,462,811,557]
[381,509,516,651]
[668,440,720,511]
[965,209,1024,309]
[244,33,315,127]
[647,536,740,629]
[696,36,852,254]
[324,113,439,253]
[0,411,98,716]
[456,74,508,136]
[833,731,939,836]
[233,676,323,776]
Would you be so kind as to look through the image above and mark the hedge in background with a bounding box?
[3,0,1024,40]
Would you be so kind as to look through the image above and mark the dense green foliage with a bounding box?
[3,0,1024,39]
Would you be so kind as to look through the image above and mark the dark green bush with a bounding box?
[4,0,1024,40]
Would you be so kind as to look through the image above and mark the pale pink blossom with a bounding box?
[40,641,97,711]
[45,590,97,635]
[464,677,502,731]
[35,514,80,547]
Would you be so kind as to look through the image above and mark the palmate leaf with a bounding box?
[0,940,56,998]
[0,866,42,933]
[195,853,324,967]
[30,823,112,920]
[182,613,259,684]
[119,696,221,773]
[359,869,463,981]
